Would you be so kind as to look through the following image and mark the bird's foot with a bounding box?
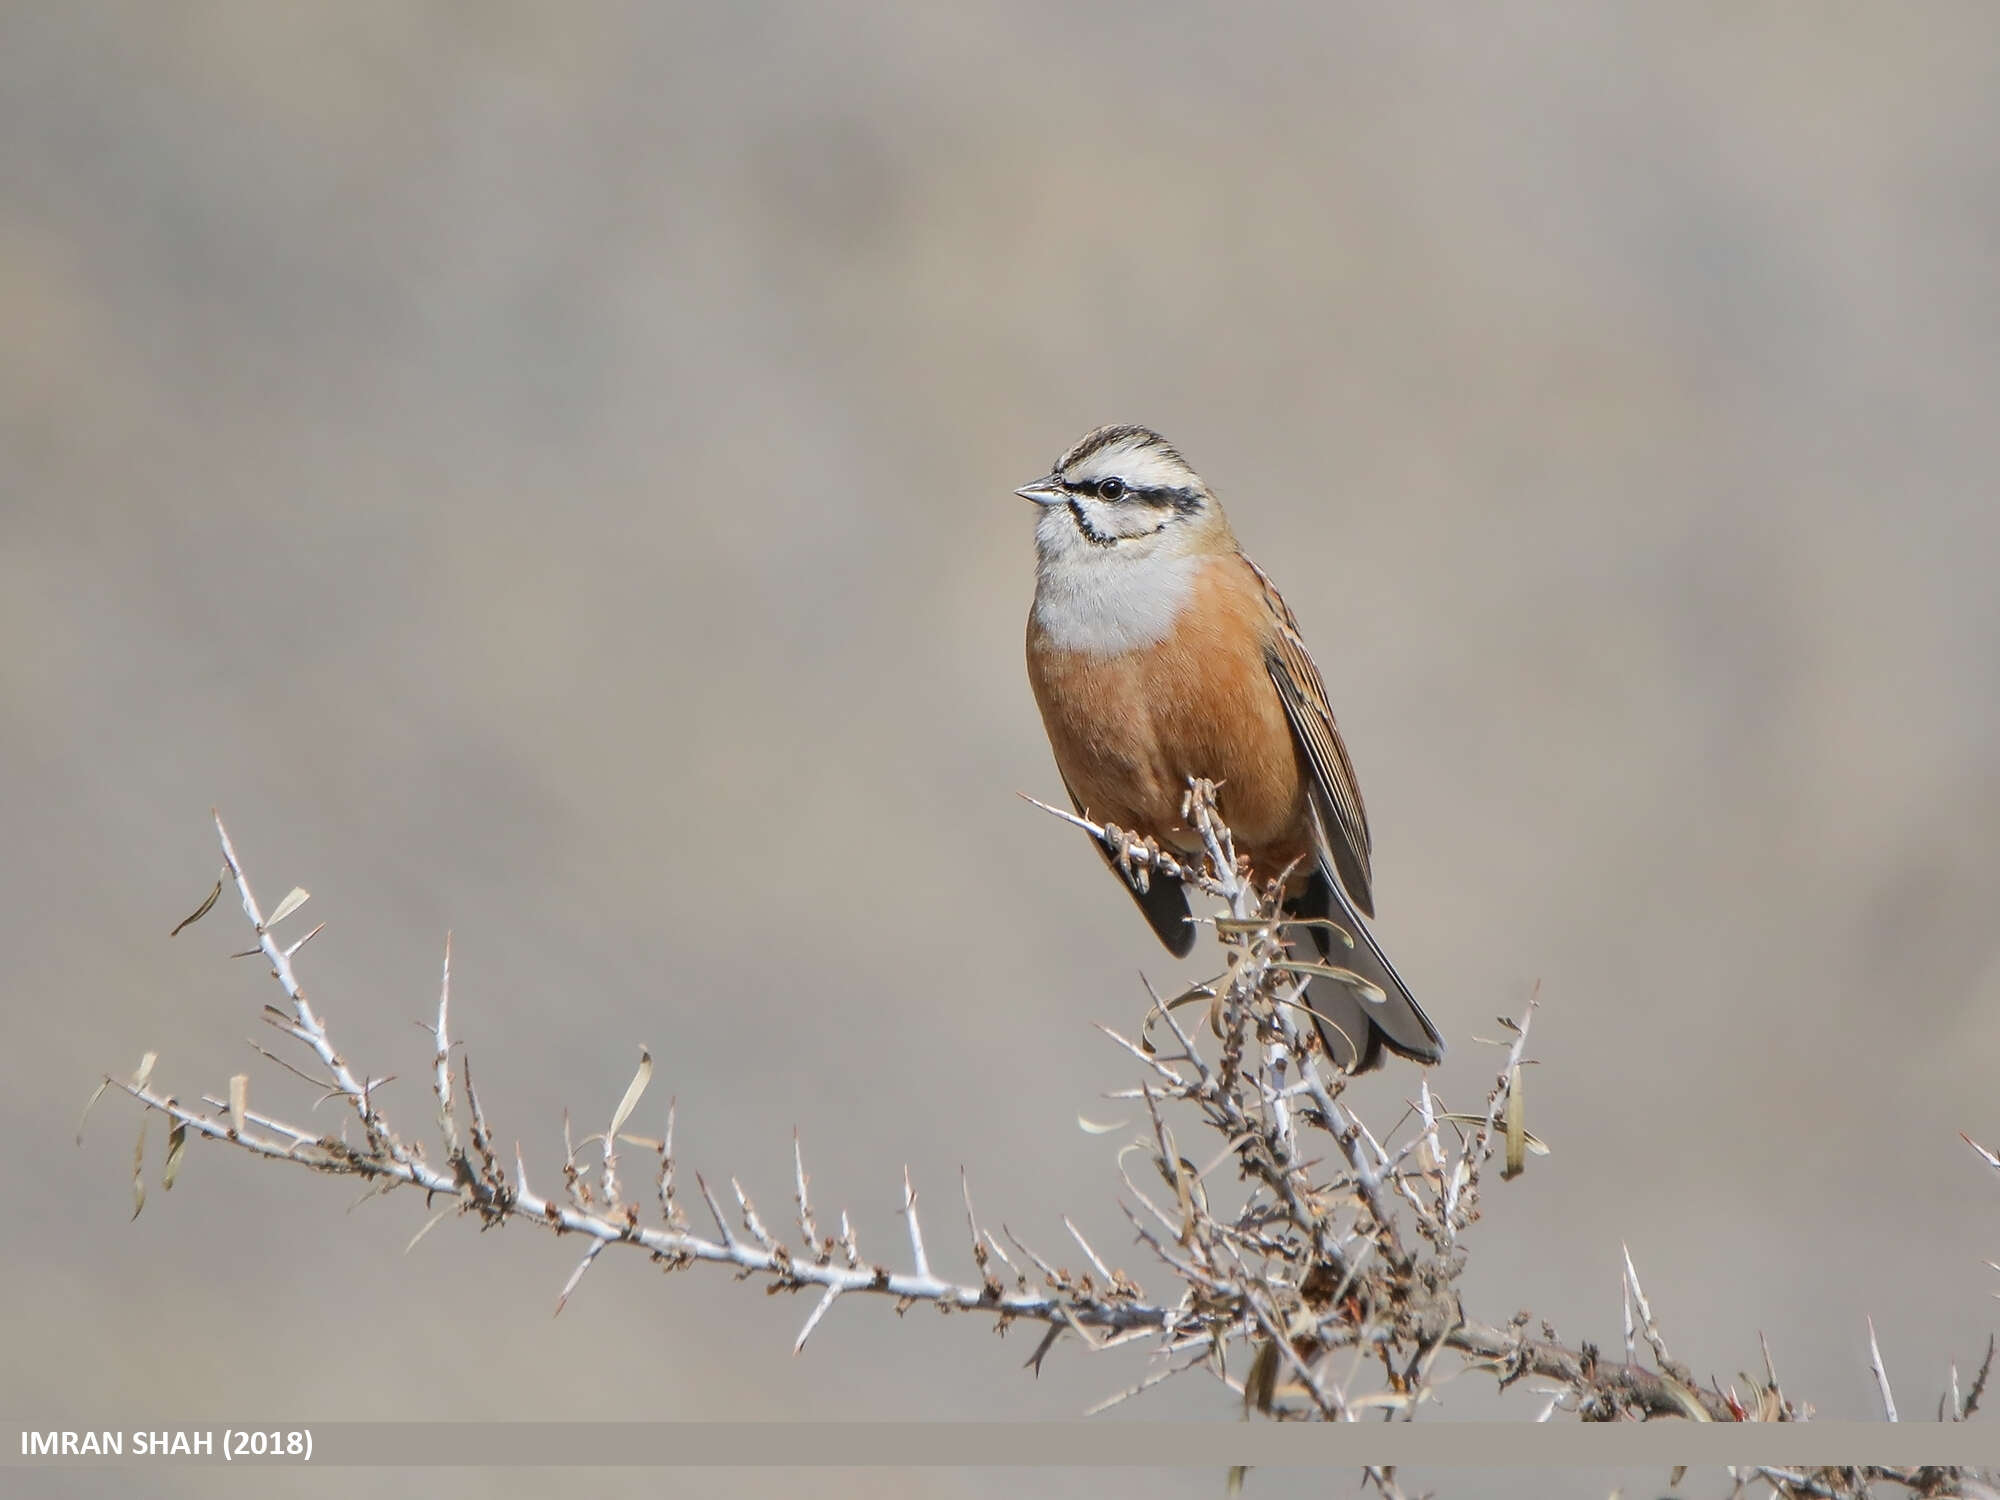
[1102,823,1164,894]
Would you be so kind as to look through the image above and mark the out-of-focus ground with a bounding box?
[5,4,1999,1497]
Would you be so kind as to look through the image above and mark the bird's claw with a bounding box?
[1102,822,1162,895]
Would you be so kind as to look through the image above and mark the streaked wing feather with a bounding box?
[1241,553,1377,916]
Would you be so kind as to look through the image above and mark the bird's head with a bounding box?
[1016,425,1230,567]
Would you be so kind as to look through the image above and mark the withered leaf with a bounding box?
[265,886,311,927]
[608,1048,653,1140]
[163,1115,187,1190]
[170,877,223,937]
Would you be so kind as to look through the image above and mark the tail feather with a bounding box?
[1287,869,1443,1073]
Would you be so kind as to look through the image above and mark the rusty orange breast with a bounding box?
[1027,554,1312,871]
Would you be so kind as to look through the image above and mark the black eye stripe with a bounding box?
[1062,479,1201,514]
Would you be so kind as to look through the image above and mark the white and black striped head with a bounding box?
[1016,425,1227,565]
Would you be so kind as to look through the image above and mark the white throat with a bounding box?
[1032,517,1204,656]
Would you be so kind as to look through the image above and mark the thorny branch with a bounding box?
[93,801,2000,1498]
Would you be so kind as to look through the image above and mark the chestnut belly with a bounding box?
[1028,615,1313,876]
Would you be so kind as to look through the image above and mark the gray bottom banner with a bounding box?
[9,1422,2000,1469]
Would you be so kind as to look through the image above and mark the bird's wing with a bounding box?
[1290,861,1444,1069]
[1061,774,1196,958]
[1239,551,1377,916]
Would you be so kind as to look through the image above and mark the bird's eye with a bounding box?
[1097,477,1125,500]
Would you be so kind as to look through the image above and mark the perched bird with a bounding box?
[1019,424,1443,1072]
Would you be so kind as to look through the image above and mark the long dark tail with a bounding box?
[1286,870,1443,1073]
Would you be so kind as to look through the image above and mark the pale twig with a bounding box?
[1622,1243,1671,1369]
[115,1069,1175,1333]
[104,806,2000,1482]
[657,1100,684,1230]
[696,1172,738,1250]
[981,1228,1023,1290]
[214,814,402,1161]
[562,1110,589,1212]
[794,1284,841,1354]
[461,1054,500,1197]
[961,1170,994,1291]
[513,1142,533,1203]
[248,1042,337,1094]
[795,1132,822,1256]
[432,934,459,1165]
[280,920,326,960]
[1082,1349,1210,1415]
[1003,1223,1066,1288]
[555,1241,604,1316]
[733,1178,777,1254]
[903,1166,932,1283]
[1063,1217,1115,1285]
[1868,1316,1899,1422]
[197,1094,318,1149]
[1096,1023,1188,1088]
[1623,1262,1636,1366]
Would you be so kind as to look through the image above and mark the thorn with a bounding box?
[793,1285,842,1355]
[1867,1316,1899,1422]
[555,1242,604,1316]
[902,1165,931,1281]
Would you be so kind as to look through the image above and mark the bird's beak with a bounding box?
[1015,476,1066,506]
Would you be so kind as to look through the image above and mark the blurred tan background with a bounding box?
[6,3,2000,1496]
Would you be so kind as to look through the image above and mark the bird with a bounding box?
[1018,423,1443,1073]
